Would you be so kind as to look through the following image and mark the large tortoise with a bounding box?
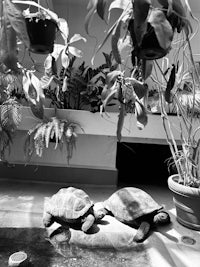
[43,187,105,232]
[98,187,171,242]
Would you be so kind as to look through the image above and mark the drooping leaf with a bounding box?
[4,0,30,48]
[128,78,148,99]
[141,59,153,80]
[30,72,45,101]
[30,99,44,120]
[0,98,22,132]
[111,20,122,64]
[84,0,98,35]
[0,24,18,71]
[69,46,83,58]
[69,34,87,44]
[22,71,36,104]
[58,18,69,44]
[108,0,131,12]
[101,84,118,111]
[135,99,148,130]
[133,0,150,45]
[97,0,107,21]
[61,49,69,69]
[148,9,173,51]
[51,44,65,61]
[117,103,126,141]
[165,64,176,103]
[105,70,122,87]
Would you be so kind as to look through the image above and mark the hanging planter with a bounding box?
[128,8,174,61]
[25,13,57,54]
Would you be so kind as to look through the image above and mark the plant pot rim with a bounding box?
[168,174,200,197]
[24,13,57,23]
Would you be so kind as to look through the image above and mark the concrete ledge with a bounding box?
[0,163,118,186]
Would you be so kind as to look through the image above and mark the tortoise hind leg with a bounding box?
[133,221,151,243]
[81,214,95,232]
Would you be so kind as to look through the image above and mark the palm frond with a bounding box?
[0,98,22,132]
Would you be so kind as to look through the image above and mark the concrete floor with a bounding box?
[0,178,200,267]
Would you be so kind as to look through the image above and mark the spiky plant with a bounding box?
[24,116,81,163]
[0,98,22,160]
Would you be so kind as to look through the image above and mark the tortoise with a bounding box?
[98,187,171,242]
[43,187,105,233]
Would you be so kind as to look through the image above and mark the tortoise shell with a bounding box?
[46,187,93,221]
[103,187,162,224]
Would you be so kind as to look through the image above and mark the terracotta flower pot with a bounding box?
[168,174,200,230]
[25,17,57,54]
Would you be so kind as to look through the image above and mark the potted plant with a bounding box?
[85,0,200,228]
[0,0,85,166]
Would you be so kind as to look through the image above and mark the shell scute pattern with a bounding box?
[48,187,93,220]
[104,187,162,223]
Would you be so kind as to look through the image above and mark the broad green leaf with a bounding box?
[148,9,173,50]
[4,0,30,48]
[128,78,148,99]
[85,0,98,35]
[51,44,65,60]
[69,46,83,58]
[58,18,69,44]
[22,71,36,105]
[69,34,87,44]
[109,0,131,12]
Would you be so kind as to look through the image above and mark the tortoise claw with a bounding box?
[133,221,151,243]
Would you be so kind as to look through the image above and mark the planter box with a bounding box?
[1,108,184,185]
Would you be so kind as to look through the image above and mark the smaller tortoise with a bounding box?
[98,187,171,242]
[43,187,104,232]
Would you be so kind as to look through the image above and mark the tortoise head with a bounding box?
[93,202,108,221]
[153,211,171,226]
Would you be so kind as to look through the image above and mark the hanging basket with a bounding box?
[128,20,169,60]
[25,16,57,54]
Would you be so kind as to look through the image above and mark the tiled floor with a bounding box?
[0,178,200,267]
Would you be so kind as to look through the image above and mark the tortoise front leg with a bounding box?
[133,221,151,242]
[43,211,55,227]
[81,214,95,232]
